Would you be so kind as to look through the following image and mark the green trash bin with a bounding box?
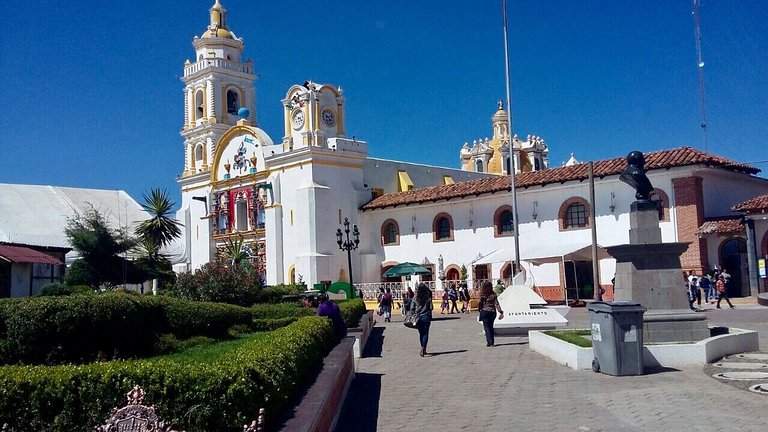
[588,301,646,376]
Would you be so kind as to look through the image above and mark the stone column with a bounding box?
[206,79,215,121]
[745,218,760,297]
[184,88,191,127]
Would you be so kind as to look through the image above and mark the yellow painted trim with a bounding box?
[287,264,296,285]
[211,170,269,189]
[181,183,211,193]
[209,124,268,184]
[443,175,455,185]
[397,170,415,192]
[268,159,363,172]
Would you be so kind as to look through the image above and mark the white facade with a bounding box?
[175,3,768,299]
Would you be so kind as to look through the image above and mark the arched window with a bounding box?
[288,266,296,285]
[650,188,670,222]
[194,144,204,171]
[559,197,590,230]
[195,90,205,120]
[235,197,248,231]
[226,89,240,114]
[494,206,514,237]
[475,159,484,173]
[505,155,511,174]
[433,213,454,242]
[381,219,399,246]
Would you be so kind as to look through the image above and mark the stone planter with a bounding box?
[347,310,373,359]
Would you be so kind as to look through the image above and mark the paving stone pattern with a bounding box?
[336,307,768,432]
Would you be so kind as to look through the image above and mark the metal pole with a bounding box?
[589,161,602,301]
[347,246,354,288]
[502,0,521,275]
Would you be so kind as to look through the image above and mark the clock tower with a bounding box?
[281,81,346,151]
[180,0,256,177]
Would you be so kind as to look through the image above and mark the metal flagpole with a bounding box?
[501,0,521,275]
[588,161,601,301]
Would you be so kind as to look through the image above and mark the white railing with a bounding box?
[355,279,486,301]
[184,59,254,77]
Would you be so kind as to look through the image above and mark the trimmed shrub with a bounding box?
[250,303,314,320]
[338,298,367,328]
[250,317,298,332]
[0,294,253,365]
[254,284,306,303]
[0,317,334,432]
[38,283,93,297]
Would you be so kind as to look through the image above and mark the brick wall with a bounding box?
[672,176,708,273]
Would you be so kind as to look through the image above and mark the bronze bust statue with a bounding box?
[619,151,654,201]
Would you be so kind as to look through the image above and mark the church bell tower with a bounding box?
[180,0,257,177]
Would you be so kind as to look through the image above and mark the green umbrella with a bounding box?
[383,262,432,278]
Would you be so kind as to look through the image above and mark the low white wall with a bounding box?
[528,330,593,370]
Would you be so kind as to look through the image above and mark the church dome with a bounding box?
[492,99,507,121]
[201,0,235,40]
[202,28,234,39]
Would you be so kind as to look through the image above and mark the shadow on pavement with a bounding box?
[432,316,462,321]
[492,341,529,347]
[363,327,384,358]
[429,349,468,356]
[642,366,681,375]
[334,373,383,432]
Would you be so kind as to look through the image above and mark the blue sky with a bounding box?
[2,1,766,204]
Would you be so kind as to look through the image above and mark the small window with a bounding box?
[253,201,265,229]
[565,203,588,229]
[505,156,511,174]
[433,213,453,241]
[475,159,484,173]
[195,90,205,119]
[534,157,541,171]
[495,207,514,236]
[226,89,240,114]
[381,220,399,245]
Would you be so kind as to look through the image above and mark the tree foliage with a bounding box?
[64,207,143,288]
[134,189,182,288]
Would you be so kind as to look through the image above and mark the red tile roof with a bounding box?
[698,217,744,236]
[0,245,62,265]
[732,194,768,214]
[362,147,759,210]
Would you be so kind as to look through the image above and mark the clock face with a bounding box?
[321,109,336,127]
[291,110,305,130]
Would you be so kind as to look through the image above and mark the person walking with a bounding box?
[379,287,393,322]
[478,280,504,347]
[686,273,699,311]
[699,274,713,304]
[414,283,434,357]
[716,275,734,309]
[459,283,471,313]
[448,283,460,314]
[440,289,449,314]
[402,287,415,315]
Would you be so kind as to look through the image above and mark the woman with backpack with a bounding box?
[448,284,460,314]
[414,283,434,357]
[440,289,449,314]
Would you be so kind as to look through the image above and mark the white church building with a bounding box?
[174,1,768,301]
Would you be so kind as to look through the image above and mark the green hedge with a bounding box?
[251,317,298,332]
[250,302,315,320]
[338,298,367,328]
[0,317,334,432]
[0,294,253,365]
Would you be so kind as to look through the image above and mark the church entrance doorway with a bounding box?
[719,238,749,297]
[564,260,594,301]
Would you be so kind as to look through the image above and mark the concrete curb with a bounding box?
[280,337,355,432]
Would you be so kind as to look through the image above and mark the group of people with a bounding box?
[389,281,503,357]
[439,283,471,314]
[684,268,734,310]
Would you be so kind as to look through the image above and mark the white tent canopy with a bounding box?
[473,240,610,265]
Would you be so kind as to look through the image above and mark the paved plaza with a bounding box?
[336,305,768,432]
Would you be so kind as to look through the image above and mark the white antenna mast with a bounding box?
[692,0,708,151]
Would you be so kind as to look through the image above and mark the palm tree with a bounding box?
[136,188,182,249]
[136,189,182,292]
[222,235,249,268]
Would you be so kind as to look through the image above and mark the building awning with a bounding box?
[0,245,62,265]
[473,240,609,265]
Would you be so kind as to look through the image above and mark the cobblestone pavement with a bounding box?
[336,306,768,432]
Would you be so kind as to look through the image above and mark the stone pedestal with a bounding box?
[606,202,710,343]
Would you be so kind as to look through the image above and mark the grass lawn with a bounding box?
[544,329,593,348]
[151,333,262,363]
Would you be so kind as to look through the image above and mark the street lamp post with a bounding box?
[337,217,360,289]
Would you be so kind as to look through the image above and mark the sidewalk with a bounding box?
[336,310,768,432]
